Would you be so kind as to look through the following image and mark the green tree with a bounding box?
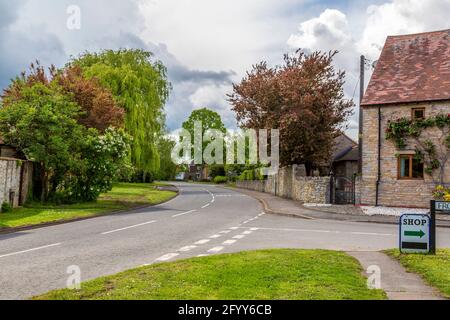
[70,49,171,174]
[229,50,353,175]
[0,63,132,203]
[0,82,85,202]
[62,127,132,202]
[182,108,226,165]
[153,136,178,181]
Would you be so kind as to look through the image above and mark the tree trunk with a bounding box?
[40,165,48,203]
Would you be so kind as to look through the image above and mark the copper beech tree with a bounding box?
[228,50,353,175]
[2,62,124,132]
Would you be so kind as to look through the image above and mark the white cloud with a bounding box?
[358,0,450,59]
[138,0,306,72]
[189,84,236,127]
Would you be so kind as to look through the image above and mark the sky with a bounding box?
[1,0,449,139]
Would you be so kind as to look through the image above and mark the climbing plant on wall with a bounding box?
[385,113,450,185]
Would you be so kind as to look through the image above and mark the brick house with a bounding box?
[359,29,450,208]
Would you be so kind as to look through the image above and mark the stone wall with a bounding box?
[361,102,450,208]
[0,159,32,208]
[236,165,331,204]
[0,158,22,207]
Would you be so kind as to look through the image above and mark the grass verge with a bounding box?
[0,183,177,230]
[385,249,450,298]
[34,249,387,300]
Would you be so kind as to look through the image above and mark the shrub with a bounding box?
[433,185,450,201]
[1,202,12,213]
[209,165,226,179]
[213,176,228,184]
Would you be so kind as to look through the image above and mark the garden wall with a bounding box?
[236,165,331,204]
[0,158,32,208]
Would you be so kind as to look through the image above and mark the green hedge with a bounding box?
[213,176,228,184]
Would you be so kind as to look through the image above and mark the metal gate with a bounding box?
[333,177,355,205]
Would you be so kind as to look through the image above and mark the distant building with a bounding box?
[183,163,210,181]
[331,134,359,179]
[359,29,450,208]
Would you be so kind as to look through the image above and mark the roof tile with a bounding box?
[361,29,450,106]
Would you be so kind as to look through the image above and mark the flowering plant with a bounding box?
[433,185,450,201]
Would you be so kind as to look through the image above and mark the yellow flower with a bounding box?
[444,194,450,202]
[436,185,445,191]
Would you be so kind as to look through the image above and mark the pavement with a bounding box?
[0,182,449,300]
[231,187,450,227]
[348,251,444,300]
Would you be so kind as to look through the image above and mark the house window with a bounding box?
[398,155,424,179]
[412,107,425,121]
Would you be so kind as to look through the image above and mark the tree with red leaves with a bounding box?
[2,62,124,132]
[228,50,354,175]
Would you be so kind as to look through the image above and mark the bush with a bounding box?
[210,165,226,179]
[1,202,12,213]
[213,176,228,184]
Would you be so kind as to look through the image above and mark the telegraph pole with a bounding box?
[358,55,365,174]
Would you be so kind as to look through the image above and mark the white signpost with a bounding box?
[399,214,431,254]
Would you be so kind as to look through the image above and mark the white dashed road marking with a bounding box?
[101,221,156,235]
[0,243,62,259]
[223,240,237,245]
[195,239,211,245]
[172,210,197,218]
[178,246,197,252]
[233,235,245,239]
[156,253,179,262]
[209,235,221,239]
[208,247,225,253]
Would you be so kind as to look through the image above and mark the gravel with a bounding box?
[361,206,429,217]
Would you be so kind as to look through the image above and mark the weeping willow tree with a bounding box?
[70,49,171,174]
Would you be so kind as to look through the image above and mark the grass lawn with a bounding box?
[386,249,450,298]
[34,249,387,300]
[0,183,177,230]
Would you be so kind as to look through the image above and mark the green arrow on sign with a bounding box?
[404,230,426,238]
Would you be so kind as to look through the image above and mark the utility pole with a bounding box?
[358,55,365,174]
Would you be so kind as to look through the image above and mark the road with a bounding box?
[1,183,449,300]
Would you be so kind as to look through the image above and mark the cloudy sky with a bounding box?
[1,0,449,139]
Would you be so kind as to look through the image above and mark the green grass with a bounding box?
[0,183,177,230]
[34,249,387,300]
[386,249,450,298]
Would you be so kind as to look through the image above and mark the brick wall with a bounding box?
[236,166,331,204]
[361,101,450,208]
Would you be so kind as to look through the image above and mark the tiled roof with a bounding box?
[332,134,357,161]
[361,29,450,106]
[335,147,359,162]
